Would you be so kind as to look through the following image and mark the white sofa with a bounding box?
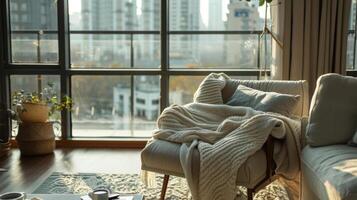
[301,74,357,200]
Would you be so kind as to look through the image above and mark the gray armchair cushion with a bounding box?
[226,85,300,116]
[306,74,357,147]
[141,139,267,188]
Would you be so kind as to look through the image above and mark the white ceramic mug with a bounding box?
[0,192,26,200]
[88,189,109,200]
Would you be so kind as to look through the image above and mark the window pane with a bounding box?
[134,35,161,68]
[169,76,204,105]
[69,0,160,30]
[10,0,58,30]
[170,34,259,69]
[69,0,161,69]
[259,34,273,70]
[10,0,58,63]
[169,76,258,106]
[347,33,355,70]
[347,0,356,70]
[169,0,262,31]
[11,33,58,63]
[349,0,356,31]
[71,35,131,68]
[72,75,159,137]
[133,76,160,136]
[10,75,61,136]
[70,34,160,68]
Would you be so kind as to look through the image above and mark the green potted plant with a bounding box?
[11,83,73,156]
[12,83,73,123]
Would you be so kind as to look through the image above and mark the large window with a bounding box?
[2,0,272,139]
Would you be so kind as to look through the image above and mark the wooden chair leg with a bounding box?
[160,175,170,200]
[247,188,254,200]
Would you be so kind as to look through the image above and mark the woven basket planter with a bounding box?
[16,122,55,156]
[17,103,50,123]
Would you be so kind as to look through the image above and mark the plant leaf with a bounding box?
[259,0,265,6]
[266,0,273,3]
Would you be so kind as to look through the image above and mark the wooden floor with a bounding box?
[0,148,142,194]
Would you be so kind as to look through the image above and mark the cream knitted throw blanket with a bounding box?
[153,73,301,200]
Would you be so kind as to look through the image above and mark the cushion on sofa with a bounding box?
[226,84,300,116]
[306,74,357,147]
[302,145,357,200]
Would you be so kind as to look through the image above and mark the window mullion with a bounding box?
[57,0,71,139]
[160,0,169,112]
[353,6,357,70]
[0,0,11,143]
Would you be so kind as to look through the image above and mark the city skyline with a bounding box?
[9,0,273,137]
[69,0,267,30]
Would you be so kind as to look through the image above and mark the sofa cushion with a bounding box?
[306,74,357,146]
[141,139,267,188]
[226,85,300,116]
[221,79,309,117]
[302,145,357,200]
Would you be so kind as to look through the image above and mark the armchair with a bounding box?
[141,79,309,200]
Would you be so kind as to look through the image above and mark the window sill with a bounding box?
[347,70,357,77]
[10,138,148,149]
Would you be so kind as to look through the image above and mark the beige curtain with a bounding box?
[273,0,351,97]
[269,2,351,198]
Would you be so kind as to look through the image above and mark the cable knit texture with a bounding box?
[153,73,301,200]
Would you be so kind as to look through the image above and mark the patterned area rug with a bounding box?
[34,172,289,200]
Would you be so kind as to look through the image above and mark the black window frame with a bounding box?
[3,0,355,143]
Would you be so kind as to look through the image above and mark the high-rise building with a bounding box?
[198,0,225,67]
[78,0,201,68]
[350,1,356,30]
[208,0,224,30]
[80,0,138,68]
[169,0,200,30]
[136,0,161,67]
[81,0,137,30]
[169,0,200,67]
[113,76,160,130]
[10,0,58,63]
[10,0,57,30]
[227,1,260,31]
[226,1,261,68]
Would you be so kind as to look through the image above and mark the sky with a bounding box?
[68,0,267,26]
